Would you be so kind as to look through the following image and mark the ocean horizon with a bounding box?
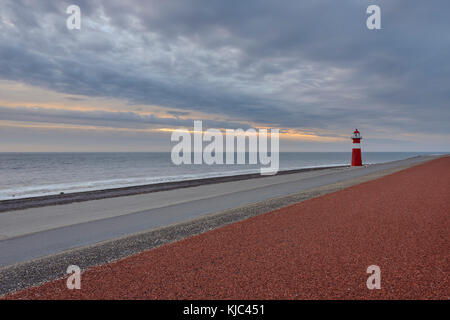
[0,151,442,200]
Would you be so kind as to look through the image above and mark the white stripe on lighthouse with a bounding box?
[352,143,361,149]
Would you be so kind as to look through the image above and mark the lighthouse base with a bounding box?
[352,149,362,166]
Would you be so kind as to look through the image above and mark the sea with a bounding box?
[0,152,440,200]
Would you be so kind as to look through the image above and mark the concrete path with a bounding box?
[0,155,437,268]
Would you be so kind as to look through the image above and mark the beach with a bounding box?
[0,154,447,298]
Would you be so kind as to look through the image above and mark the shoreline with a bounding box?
[0,154,438,213]
[0,164,350,213]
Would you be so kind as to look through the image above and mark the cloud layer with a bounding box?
[0,0,449,150]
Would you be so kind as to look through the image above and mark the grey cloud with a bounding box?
[0,105,251,130]
[166,110,191,118]
[0,0,449,148]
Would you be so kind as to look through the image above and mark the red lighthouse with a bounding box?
[351,129,363,166]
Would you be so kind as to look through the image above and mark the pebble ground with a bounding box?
[4,156,449,299]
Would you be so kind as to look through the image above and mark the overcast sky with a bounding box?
[0,0,449,152]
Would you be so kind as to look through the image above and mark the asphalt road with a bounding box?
[0,155,437,268]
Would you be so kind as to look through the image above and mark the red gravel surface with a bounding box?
[5,157,450,299]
